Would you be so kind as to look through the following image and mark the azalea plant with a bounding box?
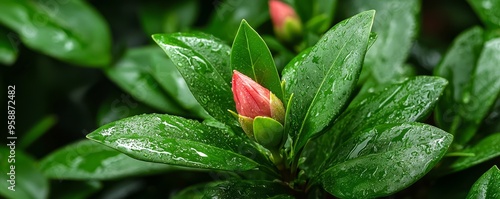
[1,0,500,198]
[87,9,451,198]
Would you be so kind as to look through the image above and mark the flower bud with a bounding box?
[269,0,303,43]
[231,70,285,139]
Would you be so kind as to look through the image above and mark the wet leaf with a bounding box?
[0,147,49,199]
[434,27,484,135]
[40,140,175,180]
[106,46,188,115]
[440,37,500,147]
[153,33,239,127]
[86,114,275,173]
[174,180,289,199]
[282,10,375,155]
[466,165,500,199]
[344,0,420,90]
[231,20,282,100]
[468,0,500,28]
[449,133,500,173]
[320,123,452,198]
[0,0,111,66]
[302,76,447,178]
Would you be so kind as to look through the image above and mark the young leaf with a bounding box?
[153,33,239,127]
[40,140,175,180]
[320,123,453,198]
[434,27,484,133]
[0,147,49,199]
[86,114,274,173]
[468,0,500,28]
[282,10,375,155]
[0,0,111,66]
[301,76,447,178]
[231,20,283,100]
[106,46,188,115]
[449,133,500,173]
[466,165,500,199]
[344,0,420,85]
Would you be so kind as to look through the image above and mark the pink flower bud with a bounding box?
[269,0,302,42]
[232,71,285,137]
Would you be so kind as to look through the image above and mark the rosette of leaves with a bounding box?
[86,10,453,198]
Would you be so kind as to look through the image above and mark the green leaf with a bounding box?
[19,114,57,149]
[231,20,282,100]
[468,0,500,28]
[153,33,238,127]
[449,133,500,173]
[446,38,500,147]
[40,140,175,180]
[0,147,49,199]
[344,0,420,86]
[206,0,269,41]
[302,76,447,178]
[139,0,198,36]
[466,166,500,199]
[86,114,275,173]
[0,0,111,66]
[50,181,101,199]
[106,46,188,115]
[434,27,484,134]
[203,180,289,199]
[0,27,18,65]
[320,123,453,198]
[282,10,375,155]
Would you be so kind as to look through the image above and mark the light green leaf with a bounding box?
[40,140,176,180]
[231,20,282,100]
[282,10,375,155]
[321,123,452,198]
[0,0,111,66]
[0,27,18,65]
[468,0,500,28]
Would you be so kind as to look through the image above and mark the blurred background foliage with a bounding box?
[0,0,498,198]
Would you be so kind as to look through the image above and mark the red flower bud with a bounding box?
[232,71,285,137]
[269,0,302,42]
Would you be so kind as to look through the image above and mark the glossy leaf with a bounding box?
[449,133,500,173]
[106,46,188,115]
[231,20,282,100]
[344,0,420,85]
[0,147,49,199]
[86,114,274,173]
[0,0,111,66]
[468,0,500,28]
[40,140,175,180]
[321,123,453,198]
[0,27,17,65]
[153,33,239,127]
[466,165,500,199]
[302,76,447,178]
[282,10,375,154]
[206,0,269,41]
[451,38,500,147]
[434,27,484,134]
[203,180,289,199]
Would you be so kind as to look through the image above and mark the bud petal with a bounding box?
[253,116,285,150]
[232,71,271,119]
